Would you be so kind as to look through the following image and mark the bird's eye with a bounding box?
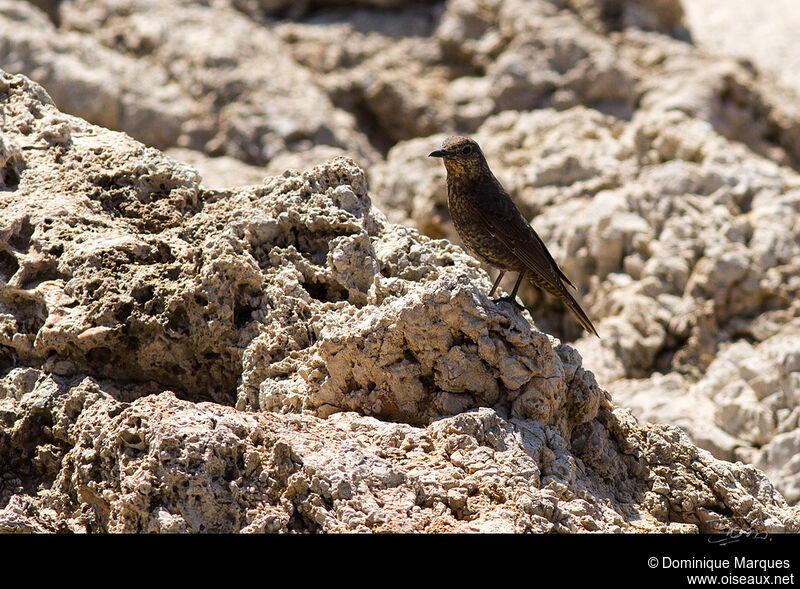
[461,145,473,155]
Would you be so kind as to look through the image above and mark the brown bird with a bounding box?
[429,135,598,337]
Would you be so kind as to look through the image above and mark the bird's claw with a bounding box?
[492,295,526,311]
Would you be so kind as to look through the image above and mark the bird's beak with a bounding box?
[428,149,448,158]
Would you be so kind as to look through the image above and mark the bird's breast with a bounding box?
[446,177,523,271]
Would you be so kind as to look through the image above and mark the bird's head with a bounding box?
[429,136,487,177]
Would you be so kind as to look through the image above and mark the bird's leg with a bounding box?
[493,273,525,310]
[509,273,523,300]
[488,271,505,297]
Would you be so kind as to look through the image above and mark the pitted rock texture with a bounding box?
[1,69,799,533]
[1,373,796,533]
[3,0,800,526]
[374,104,800,502]
[243,273,602,433]
[0,73,254,405]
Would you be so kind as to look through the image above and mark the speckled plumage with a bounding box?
[429,135,598,337]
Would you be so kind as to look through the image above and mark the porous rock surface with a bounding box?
[1,69,799,533]
[352,1,800,502]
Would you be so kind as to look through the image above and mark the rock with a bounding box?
[242,272,603,432]
[2,368,796,533]
[274,5,450,152]
[0,70,247,404]
[613,320,800,503]
[559,0,688,35]
[233,0,415,21]
[164,148,269,190]
[58,0,378,166]
[0,0,377,165]
[4,0,800,525]
[683,0,800,94]
[1,69,799,533]
[752,432,800,506]
[0,0,192,150]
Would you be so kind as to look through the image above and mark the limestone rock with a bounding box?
[2,69,799,533]
[0,0,376,165]
[0,0,192,150]
[4,0,800,528]
[2,369,797,533]
[164,148,269,191]
[58,0,378,166]
[683,0,800,94]
[614,322,800,504]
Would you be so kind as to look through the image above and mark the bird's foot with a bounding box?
[492,295,526,311]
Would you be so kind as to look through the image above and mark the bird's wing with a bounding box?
[469,178,599,337]
[473,179,574,289]
[524,222,575,289]
[476,190,599,336]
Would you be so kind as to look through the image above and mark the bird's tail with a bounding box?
[559,287,599,337]
[528,272,599,337]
